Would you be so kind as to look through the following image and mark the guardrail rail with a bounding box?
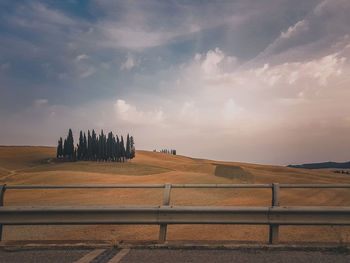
[1,183,350,244]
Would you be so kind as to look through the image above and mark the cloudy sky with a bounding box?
[1,0,350,165]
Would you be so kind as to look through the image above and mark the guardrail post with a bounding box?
[269,183,280,244]
[158,183,171,243]
[0,184,6,241]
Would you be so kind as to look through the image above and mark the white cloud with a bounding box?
[222,51,344,90]
[249,52,346,87]
[173,47,350,163]
[120,54,135,70]
[9,2,75,28]
[80,66,96,78]
[114,99,164,125]
[149,46,350,146]
[34,99,48,106]
[253,0,350,64]
[75,54,89,61]
[194,53,201,61]
[196,48,238,78]
[92,1,252,51]
[200,48,225,74]
[280,20,308,39]
[100,25,178,50]
[222,98,244,120]
[179,101,199,125]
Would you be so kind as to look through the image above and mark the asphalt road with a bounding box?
[1,248,350,263]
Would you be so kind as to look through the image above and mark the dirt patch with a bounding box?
[214,164,254,183]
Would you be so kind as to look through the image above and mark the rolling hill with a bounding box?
[1,146,350,243]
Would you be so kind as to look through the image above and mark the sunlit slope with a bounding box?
[1,146,350,206]
[1,146,350,243]
[0,146,54,170]
[1,146,348,185]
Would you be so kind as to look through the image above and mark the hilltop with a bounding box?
[1,146,348,186]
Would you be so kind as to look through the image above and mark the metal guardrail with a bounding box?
[1,183,350,244]
[6,184,350,188]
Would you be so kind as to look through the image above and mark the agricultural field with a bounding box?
[1,146,350,244]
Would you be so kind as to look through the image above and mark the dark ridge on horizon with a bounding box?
[0,145,55,147]
[288,161,350,169]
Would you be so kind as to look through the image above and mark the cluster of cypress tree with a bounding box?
[154,149,176,155]
[57,129,135,162]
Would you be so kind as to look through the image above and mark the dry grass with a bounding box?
[1,146,350,243]
[214,164,254,182]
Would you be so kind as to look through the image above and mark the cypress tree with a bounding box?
[120,136,125,162]
[116,135,120,162]
[98,131,103,161]
[101,130,106,161]
[83,133,87,160]
[67,129,74,160]
[130,136,135,159]
[91,129,97,160]
[63,138,67,157]
[126,134,131,160]
[107,132,113,161]
[73,148,77,162]
[87,130,92,160]
[57,137,63,158]
[98,130,106,161]
[112,133,116,161]
[78,131,83,160]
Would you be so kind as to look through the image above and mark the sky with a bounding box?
[1,0,350,165]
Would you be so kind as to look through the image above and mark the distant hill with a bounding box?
[288,161,350,169]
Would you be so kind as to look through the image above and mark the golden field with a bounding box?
[1,146,350,243]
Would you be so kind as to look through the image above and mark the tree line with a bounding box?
[56,129,135,162]
[153,149,176,155]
